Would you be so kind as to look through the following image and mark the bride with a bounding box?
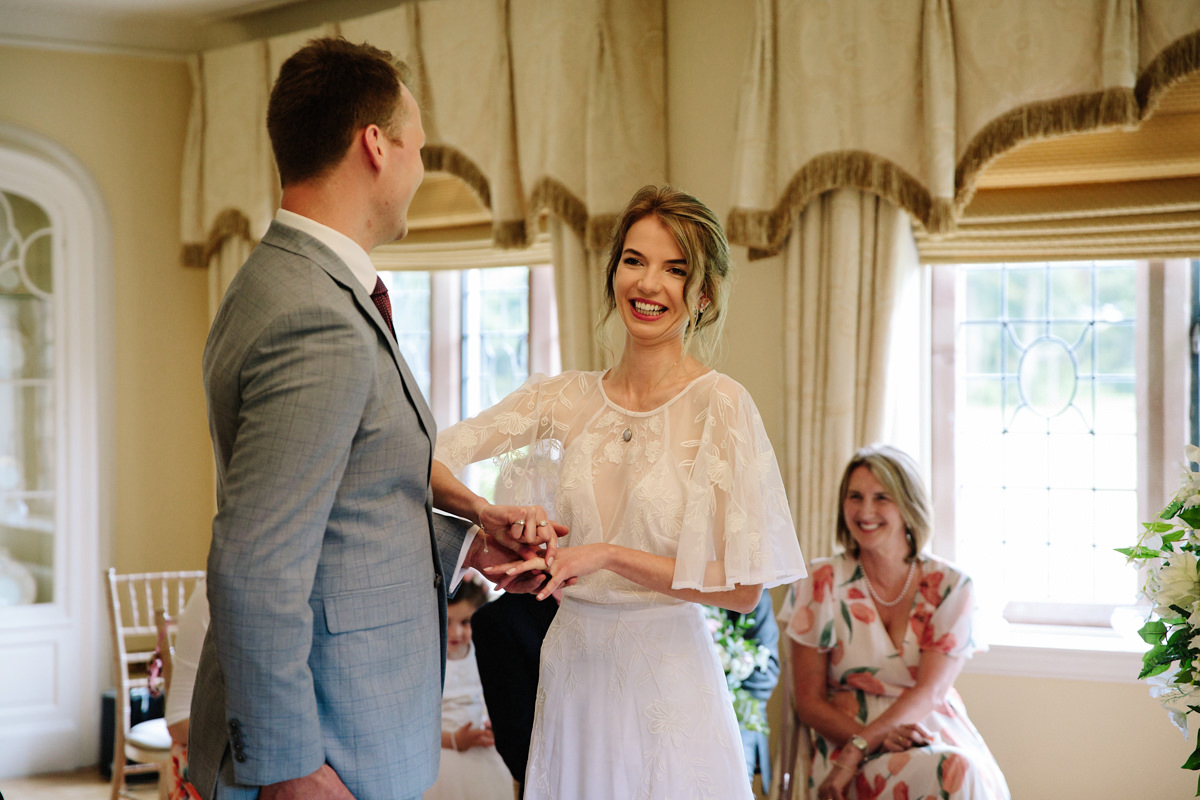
[432,185,806,800]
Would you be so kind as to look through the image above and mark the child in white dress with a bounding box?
[424,577,515,800]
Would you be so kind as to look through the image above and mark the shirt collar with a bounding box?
[275,209,377,293]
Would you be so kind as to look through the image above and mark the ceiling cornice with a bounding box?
[0,0,413,58]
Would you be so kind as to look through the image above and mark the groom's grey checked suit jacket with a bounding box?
[189,221,471,800]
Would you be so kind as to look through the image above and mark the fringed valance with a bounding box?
[180,0,666,269]
[727,0,1200,257]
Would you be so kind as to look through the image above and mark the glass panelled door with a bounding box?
[0,189,54,606]
[0,139,104,777]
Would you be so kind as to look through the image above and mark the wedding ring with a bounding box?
[537,520,547,527]
[513,519,525,526]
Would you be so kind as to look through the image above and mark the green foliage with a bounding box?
[1119,450,1200,794]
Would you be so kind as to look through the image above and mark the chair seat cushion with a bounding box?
[128,717,172,750]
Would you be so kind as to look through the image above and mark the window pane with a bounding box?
[1095,322,1135,375]
[1005,265,1045,320]
[461,267,531,499]
[963,267,1001,320]
[0,190,55,604]
[962,323,1001,374]
[384,271,432,402]
[953,261,1138,607]
[461,267,529,419]
[1096,263,1136,320]
[1095,381,1136,434]
[1049,265,1091,319]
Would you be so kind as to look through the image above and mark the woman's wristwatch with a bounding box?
[849,734,869,755]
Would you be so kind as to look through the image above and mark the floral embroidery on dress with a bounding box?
[436,370,806,800]
[435,370,803,601]
[644,699,688,739]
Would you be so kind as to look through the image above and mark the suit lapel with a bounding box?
[261,223,437,442]
[349,281,437,441]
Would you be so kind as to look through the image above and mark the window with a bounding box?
[931,258,1192,677]
[373,237,560,497]
[951,260,1139,618]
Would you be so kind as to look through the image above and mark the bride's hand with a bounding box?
[478,504,568,565]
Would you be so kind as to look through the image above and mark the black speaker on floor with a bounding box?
[98,687,165,780]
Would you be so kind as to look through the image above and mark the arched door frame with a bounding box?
[0,121,113,775]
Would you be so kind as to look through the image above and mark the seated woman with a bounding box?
[782,444,1009,800]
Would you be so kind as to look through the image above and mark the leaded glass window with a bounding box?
[953,261,1138,611]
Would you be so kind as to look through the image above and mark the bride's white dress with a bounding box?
[436,370,806,800]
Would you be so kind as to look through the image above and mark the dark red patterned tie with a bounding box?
[370,276,396,340]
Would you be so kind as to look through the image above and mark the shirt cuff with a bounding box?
[448,526,479,592]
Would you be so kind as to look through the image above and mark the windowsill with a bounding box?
[962,619,1147,683]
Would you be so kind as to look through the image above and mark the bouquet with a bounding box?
[1119,444,1200,794]
[703,605,774,733]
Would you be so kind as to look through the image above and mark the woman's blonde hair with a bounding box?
[835,444,932,561]
[596,185,731,363]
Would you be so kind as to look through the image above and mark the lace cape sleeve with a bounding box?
[672,375,807,592]
[434,372,585,509]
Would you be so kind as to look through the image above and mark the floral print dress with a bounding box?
[782,554,1010,799]
[436,370,807,800]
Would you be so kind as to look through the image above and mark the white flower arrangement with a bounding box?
[1120,444,1200,794]
[703,605,773,733]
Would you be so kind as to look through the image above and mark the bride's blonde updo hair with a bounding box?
[597,185,732,363]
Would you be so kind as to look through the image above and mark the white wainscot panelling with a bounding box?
[0,640,57,711]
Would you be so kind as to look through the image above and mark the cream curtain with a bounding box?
[181,0,667,330]
[179,41,278,318]
[548,217,607,372]
[784,190,920,560]
[728,0,1200,254]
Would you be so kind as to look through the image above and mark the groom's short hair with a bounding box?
[267,36,412,187]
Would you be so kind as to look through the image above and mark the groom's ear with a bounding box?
[361,124,387,172]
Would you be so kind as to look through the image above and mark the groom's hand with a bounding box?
[465,533,550,594]
[261,764,355,800]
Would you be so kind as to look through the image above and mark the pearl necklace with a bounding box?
[862,559,917,608]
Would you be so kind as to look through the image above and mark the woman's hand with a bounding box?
[537,544,611,599]
[479,503,568,565]
[452,721,495,751]
[880,722,932,752]
[817,755,856,800]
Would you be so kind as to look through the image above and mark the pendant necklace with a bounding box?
[622,358,681,443]
[862,559,917,608]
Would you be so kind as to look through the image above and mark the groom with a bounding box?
[189,37,558,800]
